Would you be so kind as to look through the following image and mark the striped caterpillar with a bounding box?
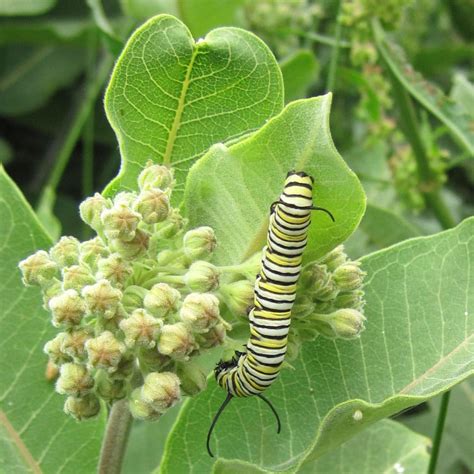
[207,171,334,457]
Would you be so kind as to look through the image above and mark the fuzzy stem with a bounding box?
[98,399,133,474]
[326,0,343,93]
[427,391,451,474]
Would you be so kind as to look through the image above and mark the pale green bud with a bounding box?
[49,236,80,268]
[129,388,161,421]
[184,261,220,292]
[96,253,133,288]
[95,373,128,401]
[19,250,58,286]
[156,208,184,239]
[134,188,170,225]
[41,278,62,309]
[82,279,122,319]
[113,191,137,207]
[333,262,365,292]
[292,295,315,318]
[144,283,180,318]
[176,361,207,396]
[79,237,109,269]
[219,280,253,317]
[62,264,95,291]
[56,363,94,397]
[49,289,86,327]
[64,393,100,420]
[158,322,196,360]
[79,193,111,231]
[300,263,330,290]
[328,309,366,339]
[119,309,163,348]
[110,229,150,259]
[85,331,126,373]
[156,249,177,266]
[141,372,181,412]
[318,245,347,272]
[61,328,92,361]
[180,293,220,333]
[44,333,71,365]
[183,226,217,261]
[101,202,141,242]
[138,347,173,374]
[138,163,174,191]
[198,322,226,349]
[334,290,365,310]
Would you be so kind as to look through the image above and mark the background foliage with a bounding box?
[0,0,472,473]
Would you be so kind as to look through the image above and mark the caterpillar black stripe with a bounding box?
[206,171,334,457]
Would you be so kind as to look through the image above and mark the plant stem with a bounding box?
[98,399,133,474]
[39,54,113,202]
[326,0,343,93]
[277,28,350,48]
[427,391,451,474]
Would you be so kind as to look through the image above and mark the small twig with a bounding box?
[427,391,451,474]
[326,0,344,93]
[98,399,133,474]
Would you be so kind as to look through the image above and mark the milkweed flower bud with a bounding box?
[110,229,150,259]
[300,263,330,290]
[144,283,180,319]
[19,250,58,286]
[64,393,101,420]
[85,331,126,372]
[138,163,174,191]
[292,295,315,318]
[141,372,181,412]
[156,208,184,239]
[62,265,95,291]
[334,290,365,310]
[101,202,141,242]
[134,188,170,224]
[82,279,122,319]
[184,261,219,292]
[180,293,220,333]
[113,191,137,207]
[158,322,196,359]
[119,309,163,348]
[50,236,80,268]
[44,333,71,365]
[329,309,366,339]
[42,279,62,309]
[333,262,366,292]
[61,328,92,361]
[198,322,226,349]
[318,245,347,272]
[176,361,207,396]
[79,193,111,231]
[129,388,161,421]
[49,289,86,327]
[183,226,217,261]
[95,373,128,401]
[80,237,109,268]
[56,363,94,397]
[97,254,133,288]
[219,280,253,317]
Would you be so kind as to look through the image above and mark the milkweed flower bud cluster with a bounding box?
[19,163,255,422]
[287,245,367,360]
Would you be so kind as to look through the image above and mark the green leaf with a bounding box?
[0,168,105,473]
[373,20,474,156]
[402,379,474,474]
[214,420,430,474]
[451,74,474,119]
[280,49,319,103]
[121,0,179,20]
[178,0,246,38]
[160,218,473,473]
[0,44,87,116]
[183,95,366,264]
[104,14,283,200]
[0,0,56,16]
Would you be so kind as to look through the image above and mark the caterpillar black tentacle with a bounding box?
[207,171,333,457]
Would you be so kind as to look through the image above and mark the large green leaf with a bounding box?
[0,168,105,473]
[104,14,283,200]
[159,218,473,473]
[183,95,366,264]
[373,20,474,156]
[0,44,86,116]
[214,419,430,474]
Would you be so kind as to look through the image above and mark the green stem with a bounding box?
[427,391,451,474]
[276,28,350,48]
[326,0,343,93]
[39,54,113,201]
[98,399,133,474]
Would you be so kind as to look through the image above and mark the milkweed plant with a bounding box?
[1,1,473,474]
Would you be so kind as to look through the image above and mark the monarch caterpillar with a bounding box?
[207,171,334,457]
